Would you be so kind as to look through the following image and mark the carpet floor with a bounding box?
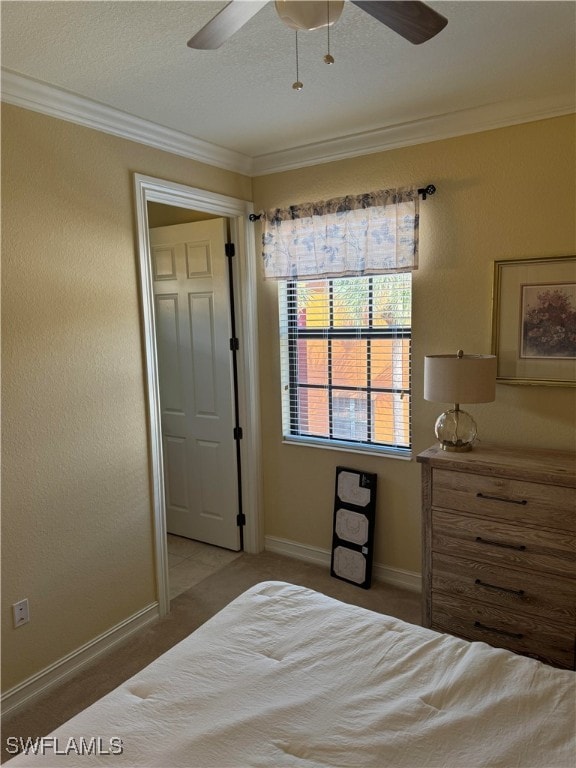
[2,551,421,758]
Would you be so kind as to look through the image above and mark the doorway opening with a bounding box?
[134,174,262,616]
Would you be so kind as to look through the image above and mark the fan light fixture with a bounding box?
[275,0,344,31]
[424,350,497,451]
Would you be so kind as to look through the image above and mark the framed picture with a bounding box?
[491,255,576,386]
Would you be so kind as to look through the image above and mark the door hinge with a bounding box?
[225,242,235,258]
[230,337,239,351]
[236,513,246,527]
[233,426,243,440]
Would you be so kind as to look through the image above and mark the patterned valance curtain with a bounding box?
[260,186,419,280]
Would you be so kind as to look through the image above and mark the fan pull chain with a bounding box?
[292,31,303,90]
[324,0,334,64]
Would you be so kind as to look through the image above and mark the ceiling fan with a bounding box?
[187,1,448,50]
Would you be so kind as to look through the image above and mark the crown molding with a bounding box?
[0,70,253,176]
[251,95,576,175]
[2,69,574,178]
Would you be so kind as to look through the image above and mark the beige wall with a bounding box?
[253,116,576,577]
[1,104,252,692]
[147,201,219,228]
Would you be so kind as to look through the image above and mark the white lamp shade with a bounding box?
[424,353,497,404]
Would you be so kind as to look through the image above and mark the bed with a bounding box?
[7,581,575,767]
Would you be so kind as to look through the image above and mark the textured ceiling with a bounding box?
[1,1,575,164]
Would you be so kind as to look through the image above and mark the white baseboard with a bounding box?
[1,602,159,719]
[264,536,421,592]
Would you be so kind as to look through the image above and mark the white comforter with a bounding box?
[7,581,575,767]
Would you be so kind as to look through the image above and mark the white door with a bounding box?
[150,219,240,550]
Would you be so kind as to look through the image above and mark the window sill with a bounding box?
[281,436,412,461]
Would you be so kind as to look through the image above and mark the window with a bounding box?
[262,184,419,456]
[279,272,411,455]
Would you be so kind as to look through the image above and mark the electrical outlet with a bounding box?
[12,599,29,628]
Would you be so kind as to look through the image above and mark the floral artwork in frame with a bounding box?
[491,256,576,386]
[520,282,576,360]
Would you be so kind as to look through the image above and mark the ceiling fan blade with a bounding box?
[351,1,447,44]
[187,1,268,49]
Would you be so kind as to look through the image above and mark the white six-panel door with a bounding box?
[150,219,240,550]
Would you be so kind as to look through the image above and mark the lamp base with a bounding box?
[439,440,474,452]
[434,408,477,452]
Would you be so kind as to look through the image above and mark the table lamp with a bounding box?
[424,349,497,451]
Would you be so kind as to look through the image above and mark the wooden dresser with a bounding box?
[418,444,576,669]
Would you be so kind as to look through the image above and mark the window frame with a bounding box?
[280,274,412,458]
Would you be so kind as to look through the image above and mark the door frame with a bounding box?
[134,173,262,617]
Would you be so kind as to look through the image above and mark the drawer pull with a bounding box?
[474,578,525,597]
[475,536,526,551]
[476,492,527,505]
[474,621,524,640]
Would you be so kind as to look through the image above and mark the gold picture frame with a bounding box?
[491,255,576,386]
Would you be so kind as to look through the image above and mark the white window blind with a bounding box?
[279,272,411,455]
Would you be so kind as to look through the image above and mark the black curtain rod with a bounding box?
[248,185,436,221]
[418,184,436,199]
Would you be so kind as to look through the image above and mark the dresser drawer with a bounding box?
[431,552,576,627]
[432,509,575,578]
[432,469,576,531]
[431,593,575,669]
